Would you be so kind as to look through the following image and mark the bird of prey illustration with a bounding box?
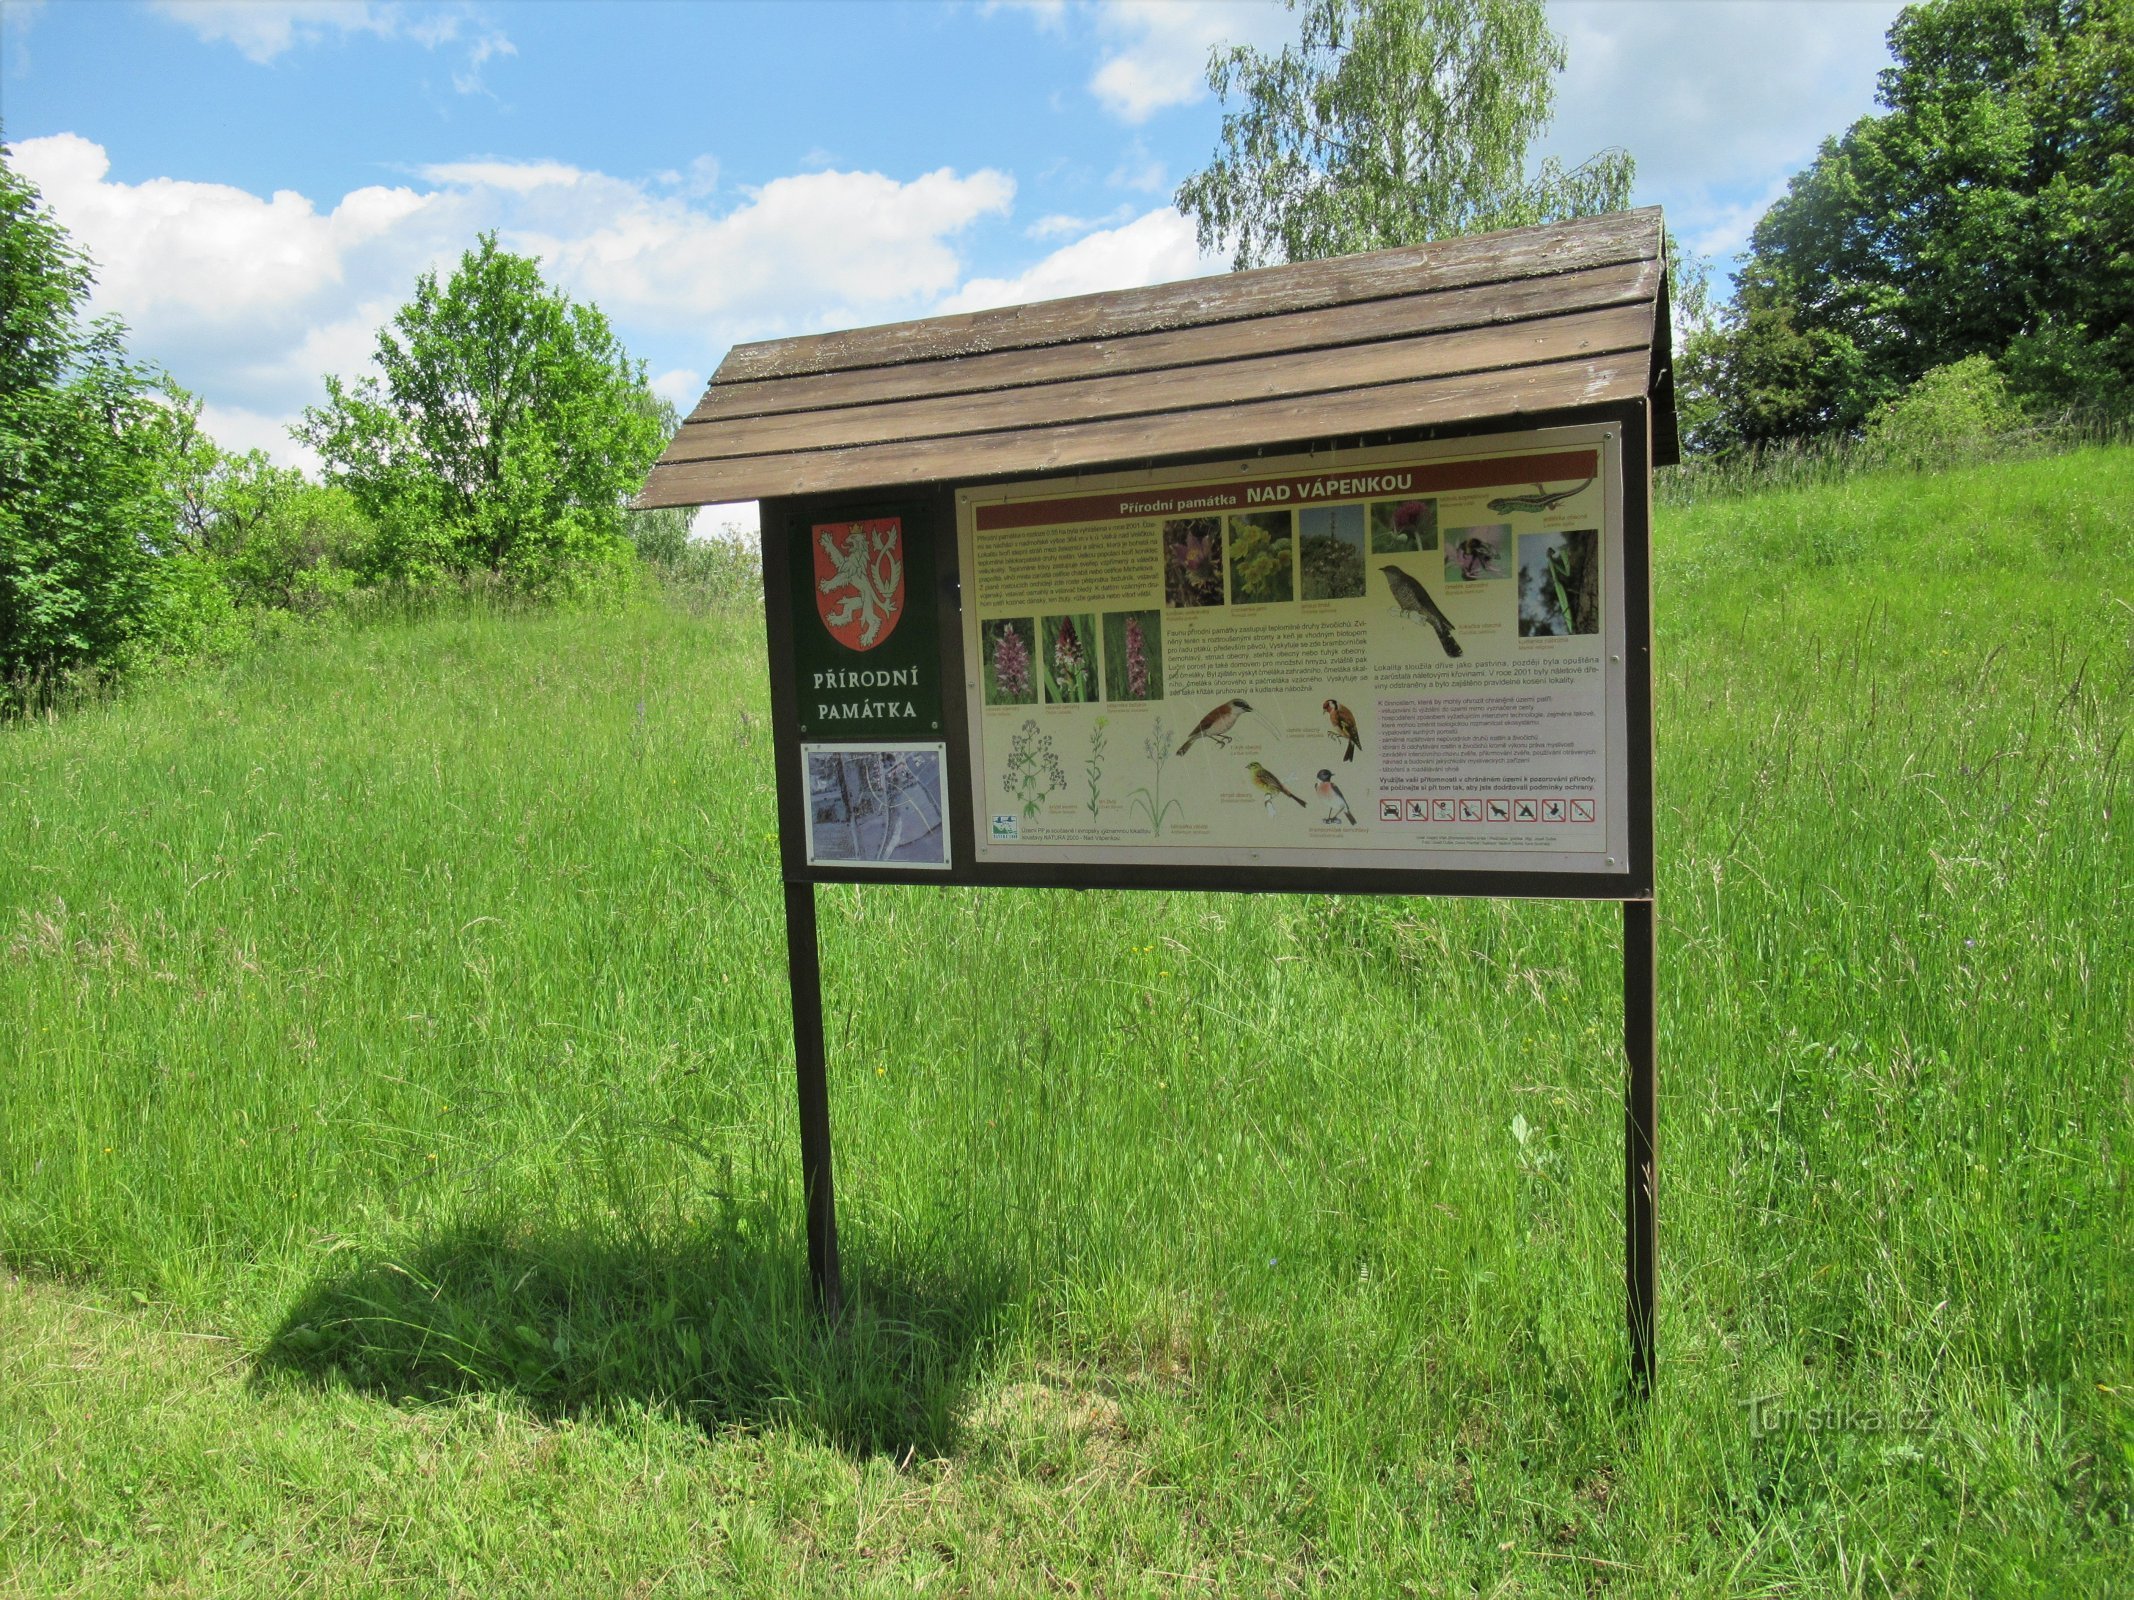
[1322,698,1360,762]
[1248,761,1307,814]
[1177,697,1252,754]
[1486,477,1594,516]
[1379,564,1463,657]
[1314,770,1357,826]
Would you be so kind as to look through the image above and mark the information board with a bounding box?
[956,424,1631,877]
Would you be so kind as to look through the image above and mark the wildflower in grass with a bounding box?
[1052,616,1087,701]
[991,620,1031,700]
[1125,615,1149,699]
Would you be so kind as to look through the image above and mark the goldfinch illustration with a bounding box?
[1322,698,1360,762]
[1177,697,1252,754]
[1314,770,1357,825]
[1248,761,1307,814]
[1379,564,1462,658]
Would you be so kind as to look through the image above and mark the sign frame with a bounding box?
[764,402,1654,904]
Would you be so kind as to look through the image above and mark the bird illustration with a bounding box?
[1379,564,1462,657]
[1314,770,1357,825]
[1247,761,1307,814]
[1322,698,1360,762]
[1487,477,1594,516]
[1177,697,1252,754]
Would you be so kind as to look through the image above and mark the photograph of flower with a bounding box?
[1227,509,1294,604]
[1299,504,1366,599]
[1041,612,1099,702]
[1162,516,1224,607]
[981,616,1037,705]
[1101,609,1164,701]
[1369,497,1438,553]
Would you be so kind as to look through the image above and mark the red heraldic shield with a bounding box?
[812,518,905,652]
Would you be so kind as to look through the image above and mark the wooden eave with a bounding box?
[637,206,1675,509]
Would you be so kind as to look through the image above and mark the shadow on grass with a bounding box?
[254,1213,1011,1457]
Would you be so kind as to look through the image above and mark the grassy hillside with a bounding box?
[4,449,2131,1595]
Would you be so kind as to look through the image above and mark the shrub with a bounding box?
[1863,356,2028,470]
[298,234,667,595]
[0,147,178,704]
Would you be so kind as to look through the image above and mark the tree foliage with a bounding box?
[1175,0,1634,269]
[299,234,666,591]
[1,144,180,695]
[1701,0,2132,450]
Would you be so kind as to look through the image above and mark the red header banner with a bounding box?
[973,449,1599,532]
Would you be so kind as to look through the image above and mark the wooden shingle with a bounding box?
[637,207,1674,509]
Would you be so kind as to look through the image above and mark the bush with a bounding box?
[298,234,666,595]
[625,505,695,566]
[1863,356,2028,470]
[1,147,179,704]
[643,534,761,615]
[120,549,251,674]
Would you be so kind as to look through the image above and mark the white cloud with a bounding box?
[1088,0,1287,123]
[10,132,1032,466]
[3,0,49,71]
[937,207,1215,316]
[509,165,1016,334]
[649,368,704,413]
[418,158,582,193]
[13,134,445,335]
[982,0,1067,32]
[196,401,319,472]
[149,1,515,93]
[150,0,395,63]
[1025,205,1135,240]
[690,503,759,544]
[1106,138,1168,195]
[1682,175,1797,267]
[1539,0,1904,273]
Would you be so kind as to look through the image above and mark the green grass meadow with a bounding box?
[4,450,2132,1595]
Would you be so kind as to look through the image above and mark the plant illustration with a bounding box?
[1085,716,1108,822]
[1003,719,1067,819]
[1126,719,1185,836]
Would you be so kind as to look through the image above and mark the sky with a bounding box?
[0,0,1907,531]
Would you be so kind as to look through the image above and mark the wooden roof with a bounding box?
[636,206,1674,509]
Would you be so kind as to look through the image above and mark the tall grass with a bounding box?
[1657,412,2134,508]
[2,450,2131,1593]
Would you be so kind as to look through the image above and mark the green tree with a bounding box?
[299,233,667,591]
[1175,0,1634,269]
[1,143,179,699]
[1704,0,2132,448]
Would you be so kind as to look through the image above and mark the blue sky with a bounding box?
[2,0,1905,523]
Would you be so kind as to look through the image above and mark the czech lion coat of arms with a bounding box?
[812,518,904,652]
